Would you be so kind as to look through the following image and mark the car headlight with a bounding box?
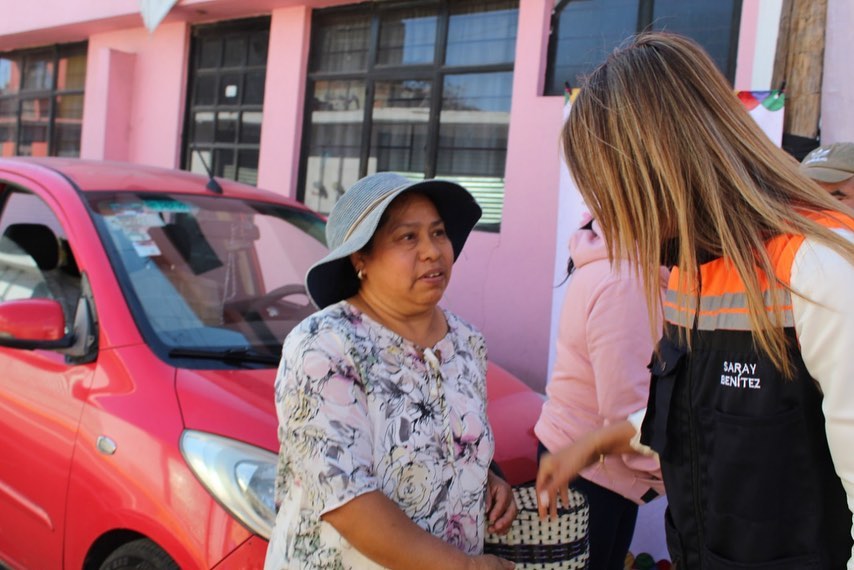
[180,430,277,539]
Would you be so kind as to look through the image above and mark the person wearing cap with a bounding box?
[800,142,854,210]
[264,172,516,570]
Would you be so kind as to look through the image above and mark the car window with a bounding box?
[0,188,82,327]
[89,193,328,361]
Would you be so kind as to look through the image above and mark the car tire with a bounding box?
[100,539,179,570]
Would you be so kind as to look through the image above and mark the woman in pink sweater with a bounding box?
[534,216,665,569]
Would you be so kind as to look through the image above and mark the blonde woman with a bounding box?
[536,33,854,568]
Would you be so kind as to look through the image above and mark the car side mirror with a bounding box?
[0,298,75,350]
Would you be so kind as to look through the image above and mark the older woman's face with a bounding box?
[353,193,454,312]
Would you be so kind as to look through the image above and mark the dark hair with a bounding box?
[557,218,594,287]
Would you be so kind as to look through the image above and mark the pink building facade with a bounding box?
[2,0,851,391]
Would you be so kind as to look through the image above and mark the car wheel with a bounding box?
[99,539,179,570]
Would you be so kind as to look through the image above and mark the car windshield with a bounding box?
[88,192,327,363]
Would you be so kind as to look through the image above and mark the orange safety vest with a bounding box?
[641,210,854,568]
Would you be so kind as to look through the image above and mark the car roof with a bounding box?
[0,157,306,208]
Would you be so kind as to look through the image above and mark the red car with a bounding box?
[0,158,542,570]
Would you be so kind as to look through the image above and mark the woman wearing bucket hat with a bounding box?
[265,172,516,570]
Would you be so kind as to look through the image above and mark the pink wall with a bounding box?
[0,0,139,33]
[81,23,190,168]
[256,6,311,197]
[821,0,854,143]
[83,48,135,161]
[442,0,563,391]
[0,1,141,50]
[734,0,759,90]
[0,0,335,49]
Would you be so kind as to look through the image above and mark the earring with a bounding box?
[357,269,364,281]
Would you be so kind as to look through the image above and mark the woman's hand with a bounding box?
[485,470,517,534]
[535,442,595,521]
[467,555,516,569]
[324,490,515,569]
[536,420,638,521]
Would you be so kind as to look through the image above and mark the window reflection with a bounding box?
[446,1,518,66]
[23,54,53,91]
[53,93,83,157]
[193,112,215,142]
[194,76,217,105]
[0,191,80,326]
[19,97,50,157]
[309,12,371,73]
[302,2,518,229]
[248,33,269,66]
[438,72,511,227]
[377,8,437,66]
[0,44,85,156]
[90,193,327,356]
[223,36,247,67]
[369,80,431,176]
[652,0,738,76]
[304,80,366,214]
[243,70,265,105]
[0,99,16,157]
[57,52,86,91]
[19,126,49,157]
[189,149,213,177]
[214,148,236,179]
[237,149,259,186]
[240,112,262,144]
[55,93,82,119]
[545,0,740,95]
[215,111,238,143]
[199,39,221,69]
[0,57,21,95]
[549,0,636,91]
[184,19,268,186]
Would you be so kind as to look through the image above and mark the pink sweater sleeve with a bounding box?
[585,269,661,474]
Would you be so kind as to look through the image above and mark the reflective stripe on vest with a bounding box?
[665,210,853,330]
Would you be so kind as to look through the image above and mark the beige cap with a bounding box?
[800,142,854,183]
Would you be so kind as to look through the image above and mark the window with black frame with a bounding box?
[183,18,270,187]
[544,0,742,96]
[299,0,519,230]
[0,43,87,158]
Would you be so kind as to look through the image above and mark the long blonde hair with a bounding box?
[563,32,854,376]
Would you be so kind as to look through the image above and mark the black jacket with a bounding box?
[641,231,853,568]
[643,326,851,568]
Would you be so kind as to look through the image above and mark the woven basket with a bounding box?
[483,482,590,569]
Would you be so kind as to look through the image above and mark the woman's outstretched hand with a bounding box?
[535,441,595,521]
[485,470,517,534]
[536,420,639,521]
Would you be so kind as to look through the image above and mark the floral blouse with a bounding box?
[264,301,494,570]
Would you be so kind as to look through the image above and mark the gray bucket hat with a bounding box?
[306,172,482,309]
